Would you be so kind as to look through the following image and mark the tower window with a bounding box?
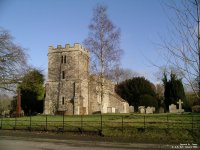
[62,97,65,105]
[62,71,65,79]
[61,56,63,63]
[64,56,66,63]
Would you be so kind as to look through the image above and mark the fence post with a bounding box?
[14,115,17,130]
[167,114,169,130]
[29,113,32,131]
[81,115,83,130]
[122,116,124,134]
[192,115,194,138]
[100,114,102,131]
[46,115,47,131]
[144,115,146,129]
[1,116,3,129]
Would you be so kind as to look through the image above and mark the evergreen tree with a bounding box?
[18,69,45,115]
[115,77,157,111]
[163,72,186,111]
[139,94,158,109]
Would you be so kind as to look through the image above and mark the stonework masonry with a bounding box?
[44,43,129,115]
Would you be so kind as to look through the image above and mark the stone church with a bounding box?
[44,43,129,115]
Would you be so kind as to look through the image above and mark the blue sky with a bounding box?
[0,0,174,83]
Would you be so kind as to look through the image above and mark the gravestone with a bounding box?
[129,106,134,113]
[169,104,177,113]
[177,99,184,113]
[146,106,153,114]
[152,107,155,113]
[111,107,116,113]
[115,109,119,113]
[159,107,164,113]
[138,106,145,114]
[107,107,112,113]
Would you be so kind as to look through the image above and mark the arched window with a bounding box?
[62,97,65,105]
[62,71,65,79]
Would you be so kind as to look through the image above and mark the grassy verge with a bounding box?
[0,113,200,144]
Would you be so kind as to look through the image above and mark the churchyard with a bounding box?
[0,113,200,144]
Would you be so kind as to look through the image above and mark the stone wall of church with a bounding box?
[108,93,129,113]
[44,43,89,115]
[88,75,101,114]
[44,43,129,115]
[88,75,129,114]
[44,82,59,115]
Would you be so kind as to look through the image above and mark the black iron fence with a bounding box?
[0,114,200,138]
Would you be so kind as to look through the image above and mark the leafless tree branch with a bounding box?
[84,4,123,112]
[0,27,28,92]
[157,0,200,100]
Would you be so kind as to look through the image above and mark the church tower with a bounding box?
[44,43,90,115]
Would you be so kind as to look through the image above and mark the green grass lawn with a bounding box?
[1,113,200,144]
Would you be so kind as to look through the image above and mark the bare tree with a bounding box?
[0,28,28,92]
[84,4,122,112]
[159,0,200,100]
[106,66,140,84]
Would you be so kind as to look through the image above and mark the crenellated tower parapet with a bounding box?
[48,43,89,57]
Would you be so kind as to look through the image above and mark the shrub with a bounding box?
[192,105,200,113]
[115,77,157,111]
[139,94,158,109]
